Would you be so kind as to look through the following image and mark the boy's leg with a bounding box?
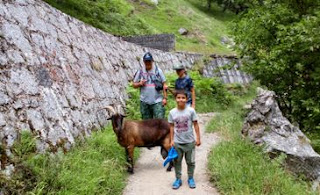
[140,101,152,120]
[184,142,196,178]
[174,143,184,179]
[151,102,165,119]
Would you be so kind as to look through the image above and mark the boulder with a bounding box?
[150,0,158,5]
[242,88,320,180]
[178,28,188,35]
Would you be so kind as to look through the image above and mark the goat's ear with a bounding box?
[120,114,127,118]
[107,117,112,120]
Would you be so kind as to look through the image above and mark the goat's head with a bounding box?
[102,105,126,133]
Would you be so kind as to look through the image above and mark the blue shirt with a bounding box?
[175,75,194,104]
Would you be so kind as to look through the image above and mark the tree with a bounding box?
[207,0,263,14]
[232,0,320,131]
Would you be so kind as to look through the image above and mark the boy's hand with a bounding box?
[170,140,174,147]
[196,139,201,146]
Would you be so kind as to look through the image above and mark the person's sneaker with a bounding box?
[188,178,196,189]
[172,179,182,189]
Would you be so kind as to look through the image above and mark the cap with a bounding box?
[173,64,185,70]
[143,52,153,61]
[163,147,178,167]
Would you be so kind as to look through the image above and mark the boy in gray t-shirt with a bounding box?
[168,90,201,189]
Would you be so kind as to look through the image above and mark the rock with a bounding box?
[242,88,320,180]
[150,0,159,5]
[178,28,188,35]
[243,104,251,110]
[221,36,230,45]
[3,164,15,177]
[221,36,235,48]
[27,109,45,130]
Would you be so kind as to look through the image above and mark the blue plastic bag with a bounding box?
[163,146,178,167]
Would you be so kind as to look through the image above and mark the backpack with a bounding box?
[152,66,164,91]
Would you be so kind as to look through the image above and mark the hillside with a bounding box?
[44,0,235,54]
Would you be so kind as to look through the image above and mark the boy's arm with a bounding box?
[170,123,174,147]
[193,121,201,146]
[191,87,196,109]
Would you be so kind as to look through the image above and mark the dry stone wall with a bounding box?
[122,34,175,52]
[202,55,252,84]
[0,0,201,168]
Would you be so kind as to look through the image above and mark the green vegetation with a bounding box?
[206,0,263,14]
[206,81,314,194]
[209,139,313,195]
[45,0,235,54]
[133,0,235,54]
[44,0,155,35]
[231,0,320,133]
[126,70,233,119]
[1,127,134,195]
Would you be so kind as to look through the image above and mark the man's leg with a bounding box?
[151,102,165,119]
[140,101,152,120]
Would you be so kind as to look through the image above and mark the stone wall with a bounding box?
[122,34,175,52]
[202,55,252,84]
[0,0,201,169]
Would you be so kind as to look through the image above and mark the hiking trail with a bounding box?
[123,113,221,195]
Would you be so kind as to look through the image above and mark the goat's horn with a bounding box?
[117,105,122,114]
[101,106,116,115]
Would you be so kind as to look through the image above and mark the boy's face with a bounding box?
[176,69,185,77]
[175,93,187,107]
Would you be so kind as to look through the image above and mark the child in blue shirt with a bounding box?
[173,64,196,109]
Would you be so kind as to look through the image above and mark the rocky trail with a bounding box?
[123,113,221,195]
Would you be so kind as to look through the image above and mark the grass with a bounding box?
[304,130,320,154]
[44,0,236,54]
[132,0,236,54]
[209,138,314,195]
[1,126,138,195]
[44,0,155,36]
[206,81,315,194]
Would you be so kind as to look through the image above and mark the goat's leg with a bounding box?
[126,146,134,174]
[167,161,174,172]
[162,137,174,172]
[125,148,130,169]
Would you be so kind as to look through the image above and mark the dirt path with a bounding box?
[123,113,221,195]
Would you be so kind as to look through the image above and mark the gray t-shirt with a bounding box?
[133,65,166,105]
[168,107,198,144]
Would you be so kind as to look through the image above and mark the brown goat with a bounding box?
[103,106,173,173]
